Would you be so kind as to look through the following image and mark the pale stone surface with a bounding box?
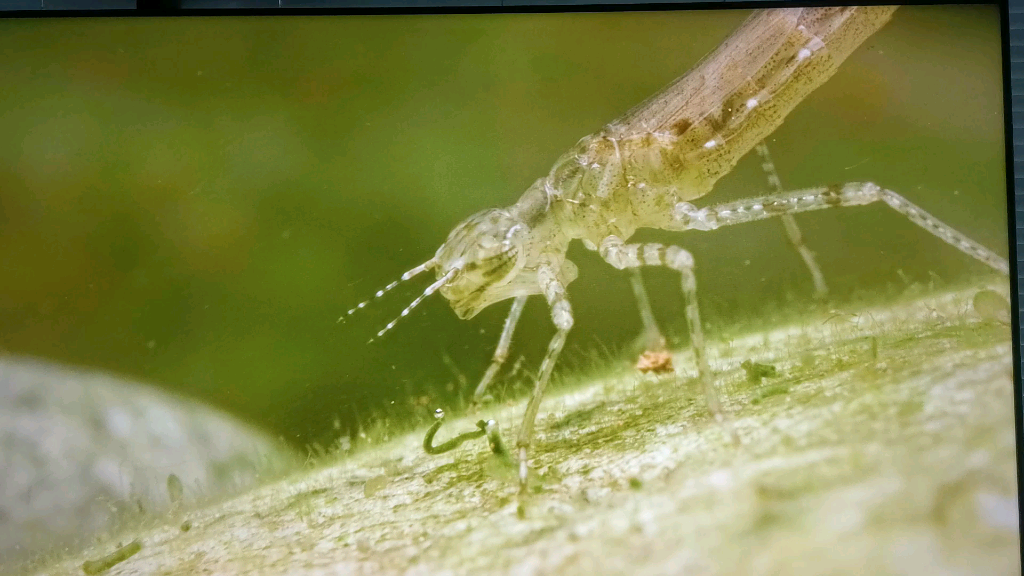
[0,355,300,569]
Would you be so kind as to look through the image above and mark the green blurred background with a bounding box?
[0,6,1007,450]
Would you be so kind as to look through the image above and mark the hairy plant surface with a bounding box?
[24,283,1017,576]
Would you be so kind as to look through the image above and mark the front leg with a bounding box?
[599,236,736,439]
[516,257,574,496]
[471,295,528,405]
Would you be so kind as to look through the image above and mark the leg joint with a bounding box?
[551,300,574,331]
[598,235,625,267]
[663,245,695,271]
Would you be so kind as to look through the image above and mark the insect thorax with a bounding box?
[431,128,717,316]
[530,131,714,248]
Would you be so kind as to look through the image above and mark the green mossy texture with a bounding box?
[27,285,1017,576]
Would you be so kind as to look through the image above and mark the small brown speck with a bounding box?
[637,350,674,374]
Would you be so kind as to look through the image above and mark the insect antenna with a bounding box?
[369,267,457,343]
[338,259,436,323]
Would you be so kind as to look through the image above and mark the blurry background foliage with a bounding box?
[0,6,1006,450]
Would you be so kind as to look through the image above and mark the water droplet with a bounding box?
[973,289,1009,324]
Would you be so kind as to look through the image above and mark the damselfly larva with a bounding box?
[344,6,1009,495]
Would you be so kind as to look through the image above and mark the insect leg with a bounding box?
[672,183,1008,274]
[471,295,528,405]
[755,142,829,299]
[629,269,667,352]
[599,236,738,441]
[516,258,574,495]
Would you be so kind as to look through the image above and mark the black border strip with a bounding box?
[0,0,940,14]
[1006,1,1024,566]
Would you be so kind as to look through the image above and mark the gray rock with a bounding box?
[0,354,300,568]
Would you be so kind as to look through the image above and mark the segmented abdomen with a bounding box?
[528,7,898,245]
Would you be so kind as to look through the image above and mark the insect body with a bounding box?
[344,6,1009,497]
